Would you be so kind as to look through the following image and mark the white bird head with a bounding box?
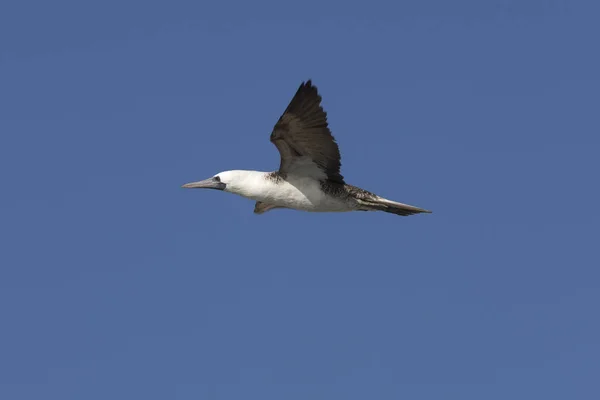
[181,170,259,194]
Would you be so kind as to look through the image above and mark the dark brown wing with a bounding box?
[269,80,344,183]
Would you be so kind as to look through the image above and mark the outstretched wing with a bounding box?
[269,80,344,183]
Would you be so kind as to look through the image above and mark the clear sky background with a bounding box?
[1,1,598,399]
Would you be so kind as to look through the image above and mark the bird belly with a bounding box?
[254,177,353,212]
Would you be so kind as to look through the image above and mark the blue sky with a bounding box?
[1,1,599,399]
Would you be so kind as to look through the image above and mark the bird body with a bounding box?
[183,80,431,218]
[213,170,355,213]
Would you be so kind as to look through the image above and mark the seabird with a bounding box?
[182,80,431,217]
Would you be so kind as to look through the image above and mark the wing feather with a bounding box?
[270,80,344,183]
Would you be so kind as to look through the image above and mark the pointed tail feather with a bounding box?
[363,198,432,217]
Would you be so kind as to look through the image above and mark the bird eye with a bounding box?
[214,176,221,182]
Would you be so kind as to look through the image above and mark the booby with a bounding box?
[182,80,431,217]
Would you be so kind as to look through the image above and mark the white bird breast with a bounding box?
[227,171,351,212]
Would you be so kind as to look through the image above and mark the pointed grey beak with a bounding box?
[182,178,226,190]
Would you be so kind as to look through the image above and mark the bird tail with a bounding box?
[360,197,432,217]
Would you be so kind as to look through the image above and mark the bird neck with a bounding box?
[224,170,273,199]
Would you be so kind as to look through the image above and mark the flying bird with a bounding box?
[182,80,431,217]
